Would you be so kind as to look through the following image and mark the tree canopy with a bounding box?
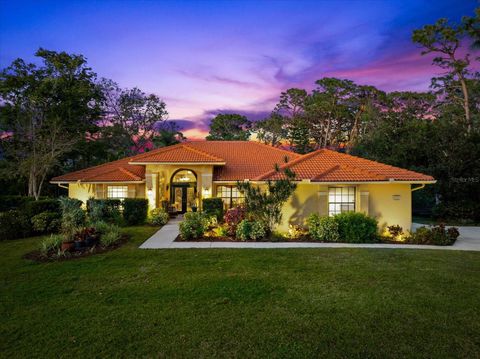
[206,113,251,141]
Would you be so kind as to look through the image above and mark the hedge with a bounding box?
[123,198,148,225]
[86,198,122,223]
[24,199,61,218]
[335,212,378,243]
[202,198,224,220]
[0,196,35,212]
[0,210,32,239]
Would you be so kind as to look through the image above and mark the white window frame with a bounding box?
[216,185,244,209]
[107,185,129,199]
[328,187,355,216]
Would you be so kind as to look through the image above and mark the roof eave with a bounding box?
[128,161,226,166]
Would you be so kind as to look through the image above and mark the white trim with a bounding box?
[50,180,145,184]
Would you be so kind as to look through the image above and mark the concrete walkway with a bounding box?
[140,220,480,251]
[139,216,182,249]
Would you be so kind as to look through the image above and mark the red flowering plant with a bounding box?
[223,206,247,236]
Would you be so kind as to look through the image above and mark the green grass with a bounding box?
[1,226,480,358]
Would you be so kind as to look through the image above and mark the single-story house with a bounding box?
[51,141,435,232]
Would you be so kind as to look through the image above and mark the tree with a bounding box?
[237,163,296,233]
[287,117,313,154]
[254,112,287,146]
[0,48,102,199]
[275,88,308,118]
[206,113,251,141]
[412,18,474,132]
[152,122,186,148]
[99,79,168,154]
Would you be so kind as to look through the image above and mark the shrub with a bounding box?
[148,208,169,226]
[86,198,122,224]
[406,224,459,246]
[202,198,224,221]
[0,210,32,239]
[59,197,85,240]
[387,225,403,239]
[236,220,266,241]
[0,196,34,212]
[25,199,61,218]
[213,225,229,237]
[100,224,121,247]
[224,206,247,235]
[40,234,65,255]
[123,198,148,225]
[179,212,207,240]
[409,226,432,244]
[92,221,110,235]
[335,212,378,243]
[237,166,297,233]
[307,214,340,242]
[31,212,61,233]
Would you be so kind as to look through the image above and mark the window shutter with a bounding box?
[128,185,136,198]
[145,174,152,190]
[95,184,104,199]
[360,191,369,215]
[318,191,328,216]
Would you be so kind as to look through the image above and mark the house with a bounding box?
[51,141,435,231]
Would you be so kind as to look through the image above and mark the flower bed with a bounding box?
[175,208,460,246]
[24,233,129,263]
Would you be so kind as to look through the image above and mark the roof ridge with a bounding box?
[250,141,300,158]
[129,143,185,161]
[253,149,322,180]
[51,156,137,181]
[86,166,128,180]
[118,167,142,181]
[322,149,428,177]
[182,143,225,162]
[311,165,341,181]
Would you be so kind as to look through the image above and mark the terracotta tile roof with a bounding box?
[129,143,225,163]
[256,149,435,182]
[51,157,145,183]
[51,142,434,183]
[181,141,300,181]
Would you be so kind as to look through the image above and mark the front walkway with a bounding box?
[140,220,480,251]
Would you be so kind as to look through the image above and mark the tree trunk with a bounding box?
[459,76,471,133]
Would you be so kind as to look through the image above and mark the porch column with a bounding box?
[146,173,158,211]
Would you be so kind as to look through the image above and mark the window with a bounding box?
[107,186,128,199]
[328,187,355,216]
[216,185,244,209]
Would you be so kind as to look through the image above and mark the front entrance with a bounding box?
[170,169,197,214]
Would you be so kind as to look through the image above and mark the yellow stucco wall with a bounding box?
[358,183,412,233]
[68,183,95,205]
[278,183,413,233]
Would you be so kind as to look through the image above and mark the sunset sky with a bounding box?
[0,0,476,138]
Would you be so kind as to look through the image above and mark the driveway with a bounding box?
[140,221,480,251]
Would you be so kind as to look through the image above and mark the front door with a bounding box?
[172,186,188,213]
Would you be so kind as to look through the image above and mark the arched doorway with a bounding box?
[170,169,197,213]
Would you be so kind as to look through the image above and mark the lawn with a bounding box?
[1,226,480,358]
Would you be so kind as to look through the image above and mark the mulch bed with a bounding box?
[23,235,130,263]
[174,234,455,245]
[175,234,328,243]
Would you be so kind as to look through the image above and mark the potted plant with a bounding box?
[61,239,74,252]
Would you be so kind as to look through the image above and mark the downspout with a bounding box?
[56,183,69,190]
[411,184,425,192]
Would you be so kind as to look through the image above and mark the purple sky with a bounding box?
[0,0,476,138]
